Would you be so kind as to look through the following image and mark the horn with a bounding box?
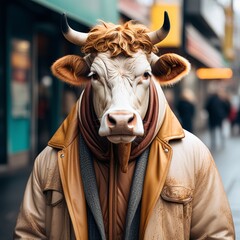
[61,13,88,46]
[147,11,170,45]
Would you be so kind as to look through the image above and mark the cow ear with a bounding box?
[51,55,90,86]
[152,53,190,86]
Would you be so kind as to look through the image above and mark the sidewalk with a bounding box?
[0,166,32,240]
[197,125,240,239]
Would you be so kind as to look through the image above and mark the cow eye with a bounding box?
[143,72,151,80]
[89,72,99,80]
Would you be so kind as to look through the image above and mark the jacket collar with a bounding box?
[157,104,185,142]
[48,101,80,149]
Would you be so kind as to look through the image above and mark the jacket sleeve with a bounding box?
[13,153,47,239]
[190,147,235,239]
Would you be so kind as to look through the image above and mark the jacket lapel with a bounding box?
[139,105,185,239]
[79,134,106,240]
[49,102,89,240]
[49,102,106,239]
[57,139,88,240]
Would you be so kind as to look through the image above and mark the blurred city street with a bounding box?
[0,166,32,240]
[0,125,239,239]
[0,0,240,239]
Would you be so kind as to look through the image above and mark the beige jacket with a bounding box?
[14,102,235,239]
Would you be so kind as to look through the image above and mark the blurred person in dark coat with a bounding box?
[205,86,230,150]
[228,94,240,136]
[177,88,196,133]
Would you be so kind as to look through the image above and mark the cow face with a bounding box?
[51,12,190,144]
[89,51,151,143]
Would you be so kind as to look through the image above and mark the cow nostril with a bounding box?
[107,114,116,125]
[128,115,134,124]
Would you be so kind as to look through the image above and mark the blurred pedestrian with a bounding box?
[205,86,230,150]
[218,88,231,121]
[177,88,196,133]
[228,94,240,135]
[235,105,240,134]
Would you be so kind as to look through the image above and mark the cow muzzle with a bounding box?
[99,110,144,143]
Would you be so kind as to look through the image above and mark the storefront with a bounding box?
[0,0,118,170]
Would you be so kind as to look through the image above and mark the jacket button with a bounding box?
[60,153,65,158]
[164,148,169,153]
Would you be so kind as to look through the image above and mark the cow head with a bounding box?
[51,12,190,144]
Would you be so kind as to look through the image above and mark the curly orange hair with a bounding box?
[82,21,158,57]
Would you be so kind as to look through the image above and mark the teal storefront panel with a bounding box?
[7,37,31,154]
[8,119,30,153]
[32,0,119,25]
[6,5,32,155]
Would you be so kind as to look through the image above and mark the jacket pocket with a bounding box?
[161,185,193,204]
[160,185,193,239]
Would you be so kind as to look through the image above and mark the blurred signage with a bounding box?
[118,0,150,24]
[223,5,235,61]
[186,24,225,68]
[196,68,233,80]
[11,39,31,118]
[185,0,225,39]
[32,0,119,25]
[201,0,225,39]
[150,3,182,47]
